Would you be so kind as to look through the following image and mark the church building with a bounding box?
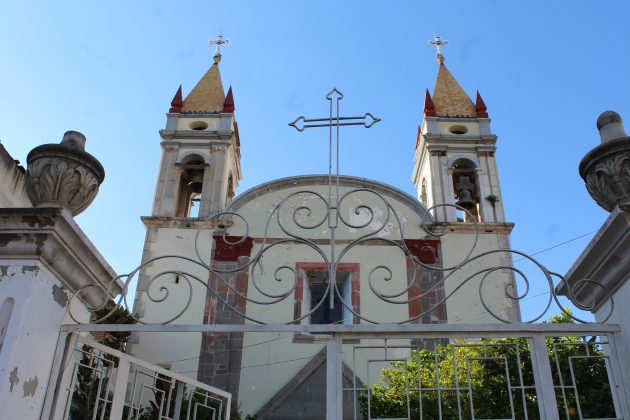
[130,37,520,417]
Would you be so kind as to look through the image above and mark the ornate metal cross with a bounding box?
[209,32,230,56]
[428,33,448,56]
[289,88,380,309]
[288,88,380,198]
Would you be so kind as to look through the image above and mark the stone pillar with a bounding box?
[0,208,119,419]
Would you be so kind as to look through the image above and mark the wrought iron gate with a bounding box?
[45,89,630,419]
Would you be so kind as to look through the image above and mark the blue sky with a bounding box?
[1,1,628,322]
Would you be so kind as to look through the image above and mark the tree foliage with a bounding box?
[69,302,137,419]
[361,312,615,419]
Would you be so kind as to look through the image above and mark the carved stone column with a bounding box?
[25,131,105,216]
[580,111,630,212]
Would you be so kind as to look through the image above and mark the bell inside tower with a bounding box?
[176,157,206,218]
[451,159,479,222]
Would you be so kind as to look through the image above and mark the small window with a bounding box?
[189,121,209,131]
[305,271,352,325]
[449,125,468,135]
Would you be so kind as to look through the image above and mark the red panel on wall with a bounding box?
[404,239,440,264]
[213,235,254,262]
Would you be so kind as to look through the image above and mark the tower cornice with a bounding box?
[159,130,234,141]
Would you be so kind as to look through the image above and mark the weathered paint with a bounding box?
[51,284,68,307]
[9,367,18,392]
[22,376,38,397]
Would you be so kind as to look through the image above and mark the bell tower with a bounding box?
[131,45,244,367]
[411,36,519,323]
[150,52,241,220]
[412,37,506,225]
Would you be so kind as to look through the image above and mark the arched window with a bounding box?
[176,156,206,218]
[451,159,479,222]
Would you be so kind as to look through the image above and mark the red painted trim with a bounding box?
[408,283,422,318]
[475,90,489,118]
[169,85,183,113]
[222,86,235,113]
[213,235,254,262]
[423,89,437,117]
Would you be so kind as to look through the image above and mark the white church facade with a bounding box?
[129,45,522,416]
[0,36,628,420]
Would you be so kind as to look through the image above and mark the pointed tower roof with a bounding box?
[431,62,476,117]
[181,56,226,113]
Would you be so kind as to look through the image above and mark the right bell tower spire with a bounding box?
[412,34,507,225]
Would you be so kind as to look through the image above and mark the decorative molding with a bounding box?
[25,131,104,216]
[0,207,121,307]
[141,216,232,229]
[558,210,630,312]
[580,139,630,212]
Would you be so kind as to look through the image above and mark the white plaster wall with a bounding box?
[440,232,518,323]
[232,184,427,241]
[596,279,630,356]
[131,227,214,379]
[0,262,88,419]
[243,243,411,325]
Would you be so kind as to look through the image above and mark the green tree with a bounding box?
[361,312,615,419]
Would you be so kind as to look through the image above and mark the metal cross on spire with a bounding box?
[209,32,230,58]
[428,33,448,63]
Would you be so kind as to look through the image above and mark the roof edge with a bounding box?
[227,174,433,222]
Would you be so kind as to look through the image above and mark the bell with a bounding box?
[455,176,476,210]
[455,189,476,209]
[187,172,204,194]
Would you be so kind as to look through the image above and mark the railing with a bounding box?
[329,324,629,420]
[57,323,630,420]
[47,334,231,420]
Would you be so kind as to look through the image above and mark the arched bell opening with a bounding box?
[176,156,207,218]
[226,173,235,205]
[420,177,428,207]
[451,158,479,222]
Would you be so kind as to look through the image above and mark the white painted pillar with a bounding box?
[608,332,630,418]
[529,335,560,420]
[326,335,343,419]
[108,359,131,420]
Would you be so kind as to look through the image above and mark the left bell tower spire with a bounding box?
[150,36,242,219]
